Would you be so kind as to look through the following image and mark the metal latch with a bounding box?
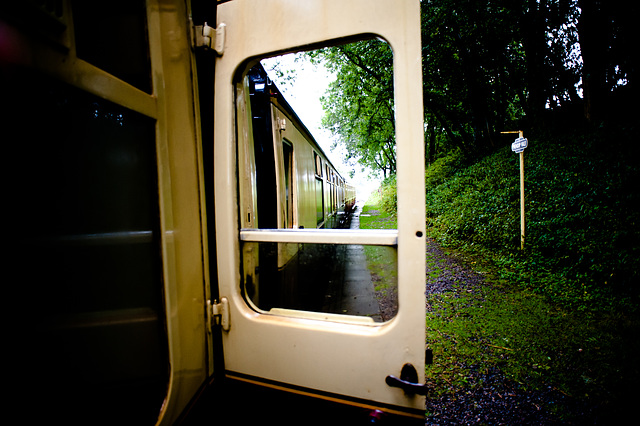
[191,21,226,55]
[207,298,230,331]
[385,363,428,396]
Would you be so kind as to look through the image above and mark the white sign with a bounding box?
[511,137,528,153]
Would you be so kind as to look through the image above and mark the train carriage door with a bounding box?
[214,0,425,420]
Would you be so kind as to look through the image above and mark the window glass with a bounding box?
[72,0,152,93]
[238,39,398,321]
[314,151,322,177]
[8,71,167,423]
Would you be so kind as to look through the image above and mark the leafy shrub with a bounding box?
[425,148,465,190]
[378,175,397,215]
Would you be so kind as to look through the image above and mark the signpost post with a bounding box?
[502,130,528,250]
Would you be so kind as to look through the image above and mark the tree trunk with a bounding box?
[521,0,550,124]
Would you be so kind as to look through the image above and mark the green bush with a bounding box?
[378,175,397,216]
[425,148,465,190]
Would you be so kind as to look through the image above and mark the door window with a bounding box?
[237,40,399,322]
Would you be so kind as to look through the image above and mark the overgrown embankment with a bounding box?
[421,127,639,311]
[423,248,638,423]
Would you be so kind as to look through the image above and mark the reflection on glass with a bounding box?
[9,73,167,423]
[242,242,397,322]
[72,0,152,93]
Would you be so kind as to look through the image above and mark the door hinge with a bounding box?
[207,297,230,332]
[191,20,226,55]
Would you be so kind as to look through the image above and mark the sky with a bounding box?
[260,54,381,201]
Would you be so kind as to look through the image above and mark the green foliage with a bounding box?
[424,128,640,311]
[425,147,519,249]
[378,175,397,216]
[307,0,633,176]
[426,276,640,421]
[307,39,396,177]
[425,148,465,189]
[359,176,399,220]
[421,0,531,155]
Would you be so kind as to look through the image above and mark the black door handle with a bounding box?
[385,363,428,396]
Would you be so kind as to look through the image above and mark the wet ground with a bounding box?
[339,204,384,321]
[424,368,569,425]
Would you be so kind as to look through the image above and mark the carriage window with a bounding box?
[314,151,323,177]
[8,72,168,422]
[72,0,152,93]
[313,152,325,225]
[238,39,398,322]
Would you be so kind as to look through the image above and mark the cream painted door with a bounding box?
[213,0,426,417]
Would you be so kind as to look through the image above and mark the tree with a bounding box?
[307,39,396,177]
[312,0,633,173]
[577,0,635,123]
[421,0,529,158]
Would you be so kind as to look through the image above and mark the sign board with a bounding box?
[511,137,528,153]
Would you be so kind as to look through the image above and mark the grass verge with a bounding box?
[425,249,640,422]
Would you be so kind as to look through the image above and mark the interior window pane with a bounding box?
[8,71,167,423]
[72,0,152,93]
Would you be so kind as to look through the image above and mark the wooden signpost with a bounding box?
[502,130,528,250]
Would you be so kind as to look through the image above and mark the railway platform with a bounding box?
[326,202,383,321]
